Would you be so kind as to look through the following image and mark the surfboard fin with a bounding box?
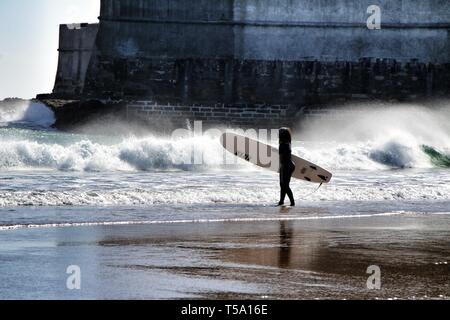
[302,182,323,198]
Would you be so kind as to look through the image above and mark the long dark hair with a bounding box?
[279,127,292,144]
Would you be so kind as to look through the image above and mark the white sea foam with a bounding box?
[297,103,450,169]
[0,211,410,231]
[0,102,449,208]
[0,100,55,127]
[0,131,448,172]
[0,102,449,172]
[0,178,449,207]
[0,135,226,171]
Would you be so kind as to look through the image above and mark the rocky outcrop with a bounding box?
[41,99,125,131]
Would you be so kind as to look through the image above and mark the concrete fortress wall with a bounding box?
[52,0,450,126]
[94,0,450,62]
[53,23,99,97]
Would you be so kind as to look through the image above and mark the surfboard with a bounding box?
[220,132,332,184]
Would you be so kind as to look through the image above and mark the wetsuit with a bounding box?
[279,142,296,206]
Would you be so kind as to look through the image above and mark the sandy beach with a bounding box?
[2,0,450,305]
[0,210,448,300]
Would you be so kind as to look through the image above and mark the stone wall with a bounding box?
[82,0,450,103]
[48,0,450,128]
[91,0,450,62]
[121,56,450,128]
[53,23,99,98]
[126,101,292,128]
[86,57,450,104]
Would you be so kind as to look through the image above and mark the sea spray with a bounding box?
[0,134,227,172]
[0,101,449,172]
[0,127,449,172]
[297,103,450,169]
[0,99,55,127]
[0,101,450,207]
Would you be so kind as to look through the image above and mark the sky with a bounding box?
[0,0,100,99]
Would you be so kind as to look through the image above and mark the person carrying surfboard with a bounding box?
[278,128,296,207]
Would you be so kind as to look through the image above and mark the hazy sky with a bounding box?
[0,0,100,99]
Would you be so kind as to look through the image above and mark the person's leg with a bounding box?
[287,187,295,206]
[285,173,295,206]
[279,182,287,205]
[279,171,287,205]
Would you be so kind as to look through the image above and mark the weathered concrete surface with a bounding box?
[52,24,99,98]
[90,0,450,62]
[85,57,450,103]
[83,0,450,100]
[46,0,450,129]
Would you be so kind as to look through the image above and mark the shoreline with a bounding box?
[0,213,448,299]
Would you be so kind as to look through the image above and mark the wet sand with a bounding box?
[0,212,449,299]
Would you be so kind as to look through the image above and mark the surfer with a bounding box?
[278,128,296,207]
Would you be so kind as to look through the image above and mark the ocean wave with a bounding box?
[421,145,450,168]
[294,140,447,170]
[0,100,55,127]
[368,141,431,169]
[297,103,450,169]
[0,181,449,207]
[0,136,225,172]
[0,102,449,172]
[0,134,448,172]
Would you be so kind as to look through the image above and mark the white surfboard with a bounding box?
[220,132,332,184]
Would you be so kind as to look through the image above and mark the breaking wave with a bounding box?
[1,174,450,207]
[0,135,225,172]
[0,99,55,127]
[421,145,450,168]
[297,103,450,170]
[0,101,448,172]
[0,101,449,207]
[0,131,449,172]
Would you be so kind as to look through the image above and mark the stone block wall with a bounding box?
[126,101,292,128]
[86,57,450,103]
[48,0,450,128]
[53,23,99,98]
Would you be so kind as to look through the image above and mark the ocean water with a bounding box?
[0,100,450,300]
[0,100,450,229]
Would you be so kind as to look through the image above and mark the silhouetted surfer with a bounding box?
[278,128,296,207]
